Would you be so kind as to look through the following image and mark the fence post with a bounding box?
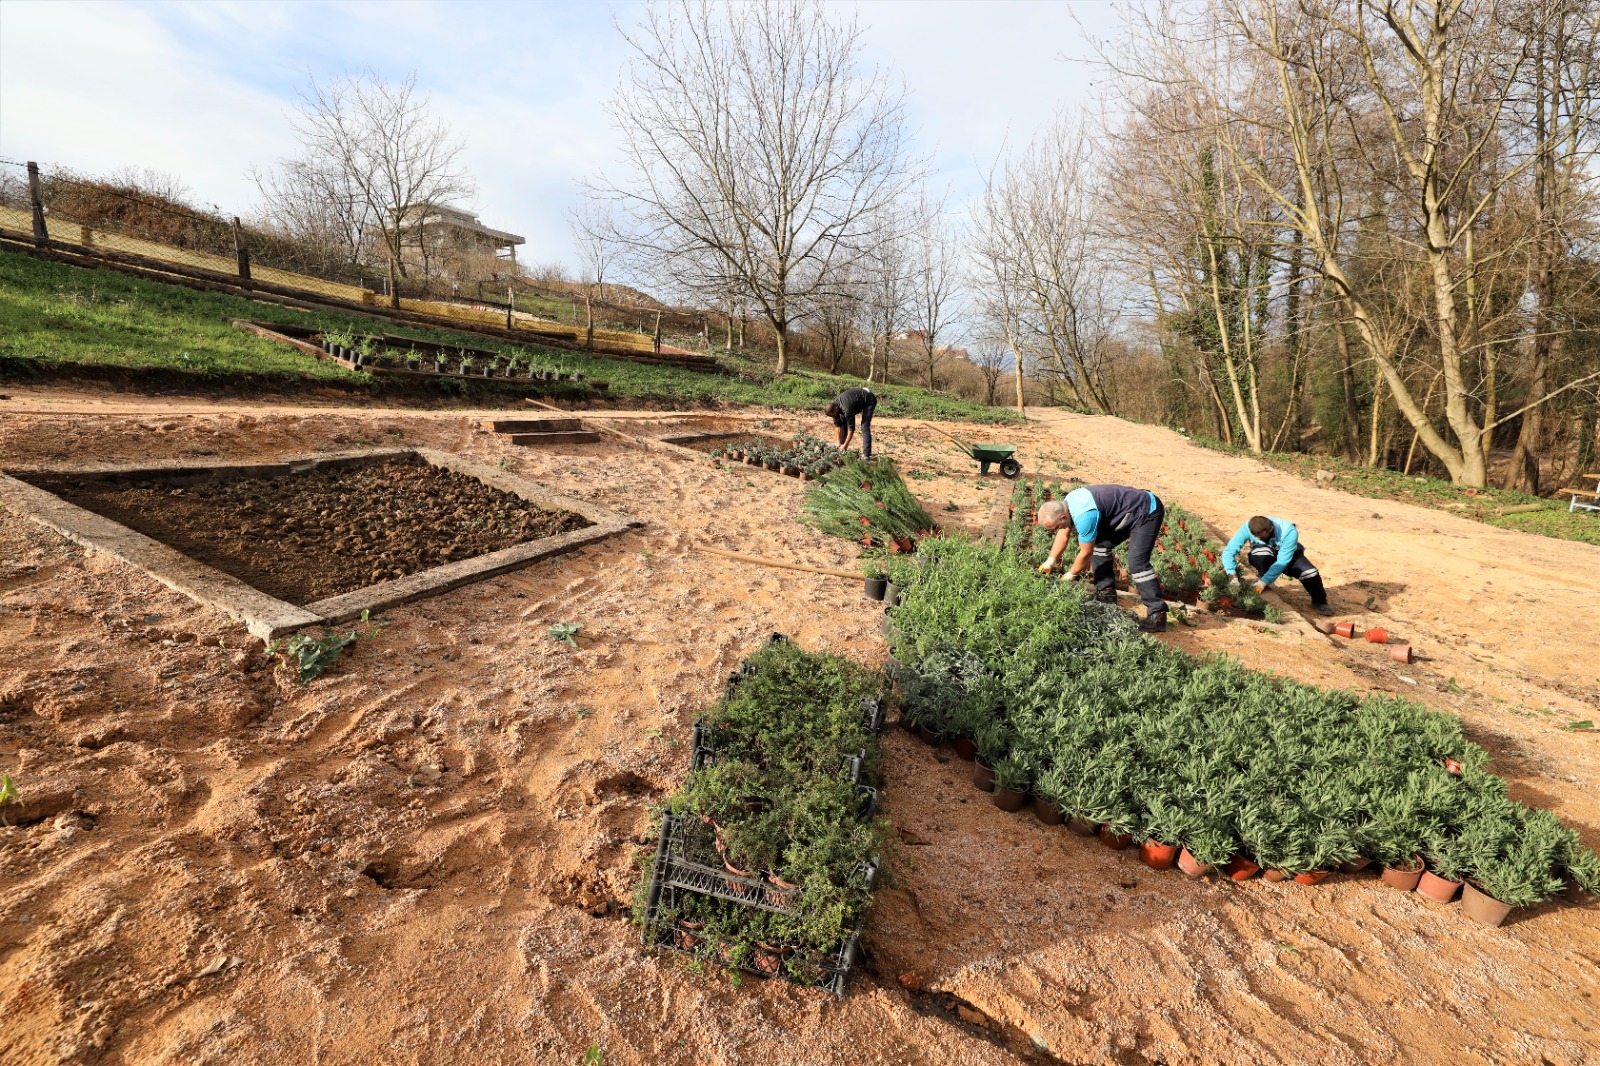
[231,217,252,287]
[506,287,513,330]
[653,311,663,355]
[585,292,595,351]
[26,161,47,244]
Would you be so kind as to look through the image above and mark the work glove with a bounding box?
[1038,560,1057,575]
[1252,581,1266,594]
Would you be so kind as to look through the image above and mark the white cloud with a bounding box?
[0,0,1111,267]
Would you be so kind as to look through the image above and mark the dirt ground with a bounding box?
[26,457,588,604]
[1,387,1597,1066]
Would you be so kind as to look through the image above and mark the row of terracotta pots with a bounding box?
[907,716,1516,926]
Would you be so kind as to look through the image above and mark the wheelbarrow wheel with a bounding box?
[999,458,1022,479]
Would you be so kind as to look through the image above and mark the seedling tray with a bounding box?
[645,884,864,998]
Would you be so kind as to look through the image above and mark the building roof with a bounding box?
[397,203,525,247]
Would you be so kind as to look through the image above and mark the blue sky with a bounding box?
[0,0,1120,270]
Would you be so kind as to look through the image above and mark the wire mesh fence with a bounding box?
[0,158,711,360]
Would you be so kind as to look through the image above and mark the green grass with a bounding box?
[1189,433,1600,547]
[0,245,1014,423]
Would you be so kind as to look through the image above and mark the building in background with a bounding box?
[390,204,524,281]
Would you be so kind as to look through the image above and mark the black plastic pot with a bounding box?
[864,576,888,601]
[885,582,902,607]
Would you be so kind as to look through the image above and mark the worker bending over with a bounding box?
[1222,515,1333,616]
[825,387,877,460]
[1037,484,1168,633]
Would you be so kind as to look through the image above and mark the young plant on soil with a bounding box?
[548,623,584,648]
[268,628,358,684]
[0,772,16,826]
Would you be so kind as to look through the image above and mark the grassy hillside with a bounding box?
[0,245,1016,423]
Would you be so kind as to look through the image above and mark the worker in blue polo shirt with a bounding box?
[1036,484,1167,633]
[1222,515,1333,616]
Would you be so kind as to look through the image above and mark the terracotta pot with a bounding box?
[1381,859,1425,891]
[1338,857,1375,874]
[953,738,977,761]
[1262,868,1291,883]
[1140,839,1179,870]
[1294,869,1332,885]
[917,724,944,746]
[897,712,918,734]
[1335,622,1358,638]
[1365,627,1389,644]
[1417,869,1463,903]
[1177,847,1213,877]
[1034,798,1065,826]
[673,918,705,951]
[972,760,996,793]
[1097,825,1133,851]
[1224,855,1261,881]
[1066,816,1100,837]
[992,786,1027,813]
[1461,882,1514,927]
[1390,645,1414,664]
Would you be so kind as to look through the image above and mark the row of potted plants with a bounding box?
[884,537,1599,925]
[635,638,889,994]
[1003,480,1278,619]
[318,330,585,382]
[711,434,848,481]
[804,457,938,553]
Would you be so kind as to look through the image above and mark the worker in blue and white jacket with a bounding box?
[1222,515,1333,616]
[1037,484,1168,633]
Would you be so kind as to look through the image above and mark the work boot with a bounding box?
[1137,613,1168,634]
[1093,589,1119,604]
[1314,603,1335,617]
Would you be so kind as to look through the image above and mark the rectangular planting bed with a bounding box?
[0,448,640,639]
[659,431,849,482]
[638,635,887,997]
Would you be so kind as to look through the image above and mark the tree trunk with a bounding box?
[1334,321,1362,462]
[774,323,789,375]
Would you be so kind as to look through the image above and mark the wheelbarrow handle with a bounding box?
[928,425,976,459]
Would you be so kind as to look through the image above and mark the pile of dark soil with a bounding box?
[32,458,590,604]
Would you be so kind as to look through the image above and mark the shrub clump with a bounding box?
[888,537,1598,900]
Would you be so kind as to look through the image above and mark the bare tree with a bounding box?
[251,152,376,274]
[857,221,913,384]
[264,71,472,307]
[596,0,920,373]
[971,114,1118,413]
[967,337,1011,406]
[906,195,963,390]
[1111,0,1600,484]
[813,266,867,373]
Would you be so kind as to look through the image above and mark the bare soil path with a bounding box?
[1,390,1595,1066]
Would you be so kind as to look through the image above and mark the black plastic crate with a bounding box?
[643,812,881,916]
[646,884,864,998]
